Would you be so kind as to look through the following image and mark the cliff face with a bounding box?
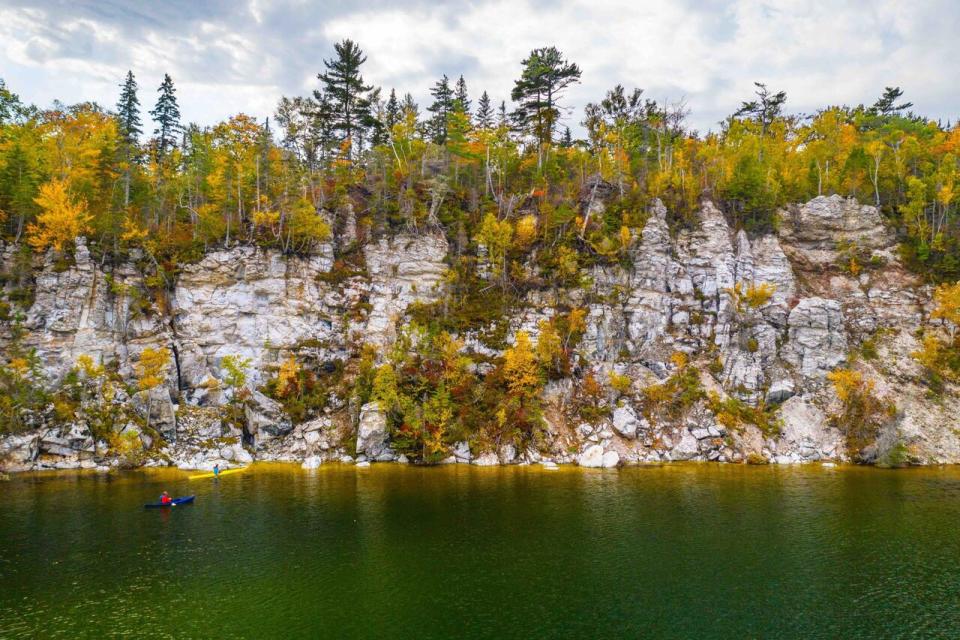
[2,195,958,471]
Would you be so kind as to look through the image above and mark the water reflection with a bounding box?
[2,464,960,638]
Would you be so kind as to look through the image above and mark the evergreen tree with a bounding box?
[511,46,581,148]
[561,126,572,147]
[116,71,142,208]
[871,86,913,117]
[116,71,142,145]
[476,91,493,128]
[0,79,25,125]
[733,82,786,160]
[309,91,337,169]
[316,39,373,159]
[454,75,471,113]
[498,100,508,128]
[150,73,181,160]
[427,75,454,144]
[385,88,401,130]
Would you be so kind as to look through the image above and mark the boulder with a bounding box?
[766,378,796,404]
[0,432,41,471]
[577,444,605,468]
[133,386,177,441]
[779,195,892,266]
[244,390,292,446]
[451,441,471,462]
[612,406,644,439]
[301,455,323,469]
[601,450,620,468]
[40,424,96,458]
[669,430,700,461]
[774,396,843,461]
[472,452,499,466]
[356,402,389,458]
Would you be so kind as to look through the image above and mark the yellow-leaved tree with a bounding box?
[503,331,541,400]
[136,347,171,391]
[931,282,960,337]
[27,179,92,253]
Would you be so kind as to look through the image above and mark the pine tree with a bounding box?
[871,86,913,117]
[454,75,470,113]
[385,88,401,131]
[116,71,142,145]
[561,126,572,147]
[733,82,786,160]
[316,39,373,159]
[476,91,494,128]
[150,73,181,160]
[116,71,142,209]
[498,100,508,128]
[428,75,454,144]
[511,46,581,149]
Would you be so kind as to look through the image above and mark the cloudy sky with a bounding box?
[0,0,957,134]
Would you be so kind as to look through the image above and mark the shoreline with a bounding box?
[4,457,938,478]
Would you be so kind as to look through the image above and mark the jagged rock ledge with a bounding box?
[2,194,958,473]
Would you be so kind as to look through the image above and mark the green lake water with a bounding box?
[2,463,960,638]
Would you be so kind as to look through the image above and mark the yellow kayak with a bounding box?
[189,467,247,480]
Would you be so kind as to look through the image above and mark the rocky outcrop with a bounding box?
[782,298,847,381]
[356,403,392,461]
[133,386,178,441]
[2,194,956,471]
[0,424,99,471]
[779,195,893,266]
[21,239,172,385]
[244,390,292,447]
[363,233,448,345]
[173,245,341,392]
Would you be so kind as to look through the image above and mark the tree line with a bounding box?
[0,40,958,289]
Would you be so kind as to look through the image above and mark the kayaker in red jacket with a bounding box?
[160,491,172,505]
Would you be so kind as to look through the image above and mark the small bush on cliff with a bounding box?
[262,354,343,423]
[707,392,781,437]
[0,318,49,433]
[641,353,704,426]
[358,325,551,462]
[912,283,960,392]
[827,368,896,461]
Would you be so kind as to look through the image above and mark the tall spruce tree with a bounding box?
[476,91,493,128]
[116,71,142,208]
[116,71,142,145]
[511,46,581,150]
[454,75,470,113]
[150,73,181,160]
[385,88,401,131]
[427,75,454,144]
[316,39,373,159]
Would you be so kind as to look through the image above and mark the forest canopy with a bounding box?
[0,44,958,287]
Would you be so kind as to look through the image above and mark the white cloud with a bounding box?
[0,0,956,133]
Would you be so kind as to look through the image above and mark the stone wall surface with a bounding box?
[2,196,956,472]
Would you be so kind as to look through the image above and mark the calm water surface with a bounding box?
[1,463,960,638]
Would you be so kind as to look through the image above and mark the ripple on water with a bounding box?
[2,464,960,638]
